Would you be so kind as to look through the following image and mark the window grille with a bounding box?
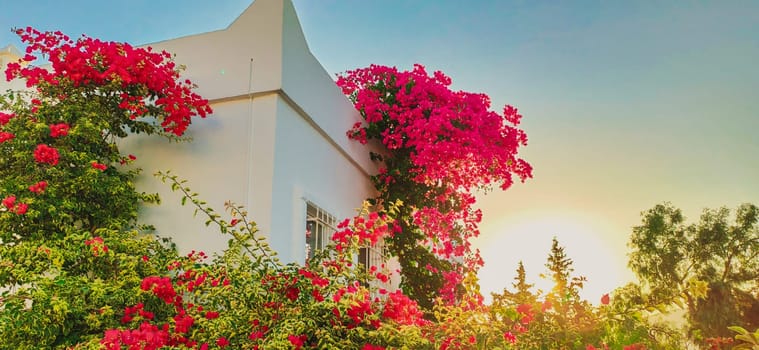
[359,240,387,271]
[305,201,336,260]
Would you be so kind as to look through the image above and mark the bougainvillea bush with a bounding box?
[91,176,434,349]
[336,64,532,309]
[4,27,742,350]
[0,27,522,350]
[0,27,210,347]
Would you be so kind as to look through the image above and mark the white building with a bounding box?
[0,0,383,267]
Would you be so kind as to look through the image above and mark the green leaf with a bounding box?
[730,326,750,335]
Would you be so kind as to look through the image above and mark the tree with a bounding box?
[628,202,759,340]
[337,64,532,310]
[524,237,596,348]
[491,261,538,310]
[488,238,683,349]
[544,237,581,305]
[0,27,210,347]
[513,261,538,305]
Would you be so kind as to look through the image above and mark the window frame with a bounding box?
[304,201,337,260]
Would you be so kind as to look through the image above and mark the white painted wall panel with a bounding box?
[121,96,277,256]
[269,97,375,263]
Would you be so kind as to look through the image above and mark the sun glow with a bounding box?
[475,210,634,304]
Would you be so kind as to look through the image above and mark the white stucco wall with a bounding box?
[0,0,382,267]
[269,96,376,262]
[119,94,279,256]
[143,0,284,100]
[0,45,28,92]
[123,0,379,263]
[279,0,376,176]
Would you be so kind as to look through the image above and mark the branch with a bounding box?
[154,170,279,268]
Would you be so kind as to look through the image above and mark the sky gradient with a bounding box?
[2,0,757,301]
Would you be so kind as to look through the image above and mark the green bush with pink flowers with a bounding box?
[2,28,757,350]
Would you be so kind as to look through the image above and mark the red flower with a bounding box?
[601,293,610,305]
[541,300,552,311]
[85,236,108,256]
[0,112,14,125]
[288,334,306,349]
[49,123,70,137]
[205,311,220,319]
[173,312,194,334]
[0,132,14,143]
[34,144,59,165]
[91,161,107,171]
[381,290,425,326]
[362,345,385,350]
[1,195,27,215]
[2,195,16,209]
[285,286,300,301]
[216,337,229,347]
[503,331,517,344]
[141,276,178,304]
[516,303,532,314]
[29,181,47,194]
[119,154,137,165]
[311,289,324,302]
[14,203,28,215]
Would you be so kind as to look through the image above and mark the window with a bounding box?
[305,201,336,260]
[359,240,389,291]
[359,241,386,271]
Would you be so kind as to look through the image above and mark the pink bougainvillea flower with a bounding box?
[381,290,425,326]
[337,64,532,304]
[8,27,213,136]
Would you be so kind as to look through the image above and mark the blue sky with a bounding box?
[2,0,757,301]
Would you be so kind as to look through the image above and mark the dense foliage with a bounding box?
[337,64,532,309]
[629,202,759,342]
[0,27,210,347]
[491,238,683,350]
[95,183,434,349]
[3,27,758,350]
